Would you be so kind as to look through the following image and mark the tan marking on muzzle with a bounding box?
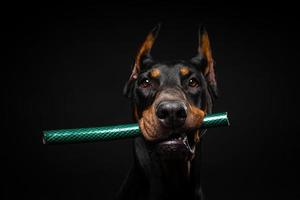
[185,106,205,146]
[138,105,166,141]
[185,105,205,131]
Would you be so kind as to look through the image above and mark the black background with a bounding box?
[3,2,300,200]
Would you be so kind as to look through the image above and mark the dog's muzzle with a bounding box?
[154,100,195,160]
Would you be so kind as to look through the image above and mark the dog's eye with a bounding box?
[188,78,200,88]
[139,78,152,88]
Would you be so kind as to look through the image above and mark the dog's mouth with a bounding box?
[154,132,196,160]
[138,97,205,161]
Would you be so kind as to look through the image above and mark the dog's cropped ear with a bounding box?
[123,24,160,98]
[191,25,218,99]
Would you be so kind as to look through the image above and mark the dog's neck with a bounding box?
[149,154,195,198]
[133,137,201,199]
[160,158,192,187]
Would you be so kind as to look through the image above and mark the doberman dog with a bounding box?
[116,24,218,200]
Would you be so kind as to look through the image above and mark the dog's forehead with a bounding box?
[153,62,192,77]
[148,61,199,84]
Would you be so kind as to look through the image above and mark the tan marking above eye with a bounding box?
[150,68,161,78]
[180,67,190,76]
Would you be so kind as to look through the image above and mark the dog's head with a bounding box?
[124,25,218,161]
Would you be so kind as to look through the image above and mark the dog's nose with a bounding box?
[156,101,187,128]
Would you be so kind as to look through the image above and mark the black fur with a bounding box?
[116,25,218,200]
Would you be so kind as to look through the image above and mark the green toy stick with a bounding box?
[43,112,229,145]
